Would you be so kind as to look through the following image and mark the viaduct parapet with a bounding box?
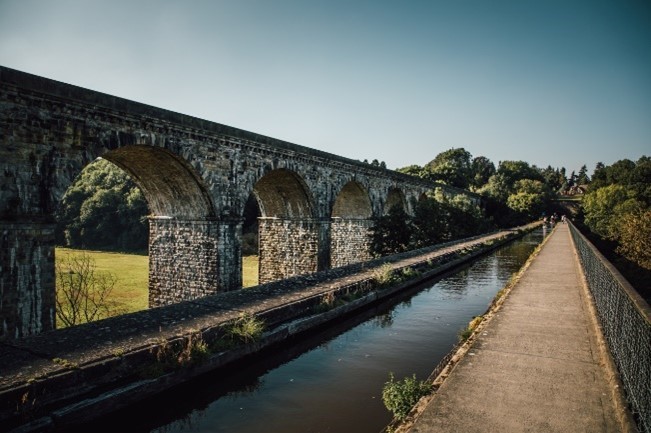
[0,66,475,340]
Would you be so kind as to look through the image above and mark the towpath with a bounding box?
[404,223,635,433]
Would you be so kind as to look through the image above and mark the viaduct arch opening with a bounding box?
[57,145,224,315]
[385,188,407,214]
[101,146,225,308]
[53,157,149,327]
[251,169,320,283]
[330,181,373,268]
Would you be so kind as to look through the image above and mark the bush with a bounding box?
[616,209,651,269]
[382,373,432,420]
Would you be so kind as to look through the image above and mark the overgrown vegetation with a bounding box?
[222,313,266,345]
[144,336,207,377]
[458,316,483,342]
[177,333,211,367]
[369,189,491,257]
[373,263,397,286]
[382,373,432,421]
[575,156,650,301]
[143,318,266,379]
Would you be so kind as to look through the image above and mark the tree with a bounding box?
[56,252,118,327]
[369,191,491,257]
[507,192,545,220]
[425,148,473,189]
[590,162,607,190]
[568,170,577,187]
[606,159,635,185]
[369,205,413,257]
[630,156,651,205]
[56,158,149,251]
[477,173,511,202]
[578,157,651,291]
[396,165,425,178]
[496,160,543,185]
[616,209,651,269]
[505,179,552,220]
[411,197,447,247]
[582,184,641,239]
[576,165,590,185]
[470,156,496,190]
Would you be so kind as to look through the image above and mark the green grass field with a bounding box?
[242,255,259,288]
[55,248,259,324]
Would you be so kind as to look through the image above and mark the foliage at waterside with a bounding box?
[223,313,266,344]
[458,316,483,342]
[369,189,491,257]
[382,373,432,421]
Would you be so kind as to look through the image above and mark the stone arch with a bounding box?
[384,187,407,214]
[330,181,373,268]
[251,169,314,218]
[70,146,224,308]
[102,146,215,219]
[332,181,372,218]
[249,169,320,283]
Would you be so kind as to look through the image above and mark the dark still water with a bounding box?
[80,229,546,433]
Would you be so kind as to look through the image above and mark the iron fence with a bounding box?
[569,222,651,433]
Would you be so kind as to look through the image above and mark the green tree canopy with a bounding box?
[470,156,496,190]
[425,148,473,189]
[576,164,590,185]
[56,159,149,251]
[582,184,641,239]
[496,160,543,185]
[396,164,426,178]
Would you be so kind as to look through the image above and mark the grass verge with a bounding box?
[55,248,260,327]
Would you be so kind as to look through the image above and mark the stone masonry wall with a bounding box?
[0,66,479,340]
[0,222,55,339]
[258,218,319,283]
[149,218,231,307]
[330,218,373,268]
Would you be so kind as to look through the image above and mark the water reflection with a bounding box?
[74,230,546,433]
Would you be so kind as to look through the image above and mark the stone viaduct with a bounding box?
[0,66,474,341]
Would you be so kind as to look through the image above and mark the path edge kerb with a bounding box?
[385,224,557,433]
[568,228,639,433]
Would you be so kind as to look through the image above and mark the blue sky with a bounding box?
[1,0,649,176]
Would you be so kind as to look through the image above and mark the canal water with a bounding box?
[79,229,547,433]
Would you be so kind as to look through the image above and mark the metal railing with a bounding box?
[569,222,651,433]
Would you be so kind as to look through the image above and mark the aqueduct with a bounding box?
[0,66,473,340]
